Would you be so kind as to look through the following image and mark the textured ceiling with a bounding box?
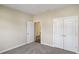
[3,4,69,15]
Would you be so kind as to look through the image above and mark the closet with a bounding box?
[53,16,78,53]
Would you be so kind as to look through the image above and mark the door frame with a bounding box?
[34,20,41,43]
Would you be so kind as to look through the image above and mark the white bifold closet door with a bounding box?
[64,16,78,52]
[53,18,64,49]
[53,16,78,52]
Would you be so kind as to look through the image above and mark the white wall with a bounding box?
[0,6,32,53]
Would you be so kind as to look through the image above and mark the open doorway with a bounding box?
[34,22,41,43]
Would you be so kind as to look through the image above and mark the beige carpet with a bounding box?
[2,42,76,54]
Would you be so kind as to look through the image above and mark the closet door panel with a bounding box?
[64,16,78,52]
[53,18,63,49]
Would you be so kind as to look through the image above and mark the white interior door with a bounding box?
[64,16,78,52]
[27,21,34,43]
[53,18,64,49]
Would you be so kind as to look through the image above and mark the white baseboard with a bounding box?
[41,43,79,54]
[41,43,52,47]
[0,42,78,54]
[0,42,27,53]
[75,51,79,54]
[27,41,34,44]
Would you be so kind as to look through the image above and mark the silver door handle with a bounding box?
[62,34,66,37]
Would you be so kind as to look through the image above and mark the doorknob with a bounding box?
[62,34,66,37]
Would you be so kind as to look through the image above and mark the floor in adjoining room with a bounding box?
[2,42,76,54]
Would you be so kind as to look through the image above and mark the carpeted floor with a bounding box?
[2,42,76,54]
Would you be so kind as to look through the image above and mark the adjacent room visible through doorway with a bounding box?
[34,22,41,43]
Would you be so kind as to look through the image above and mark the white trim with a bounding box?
[27,41,34,44]
[41,43,52,47]
[41,43,79,54]
[74,50,79,54]
[33,19,40,22]
[0,42,27,53]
